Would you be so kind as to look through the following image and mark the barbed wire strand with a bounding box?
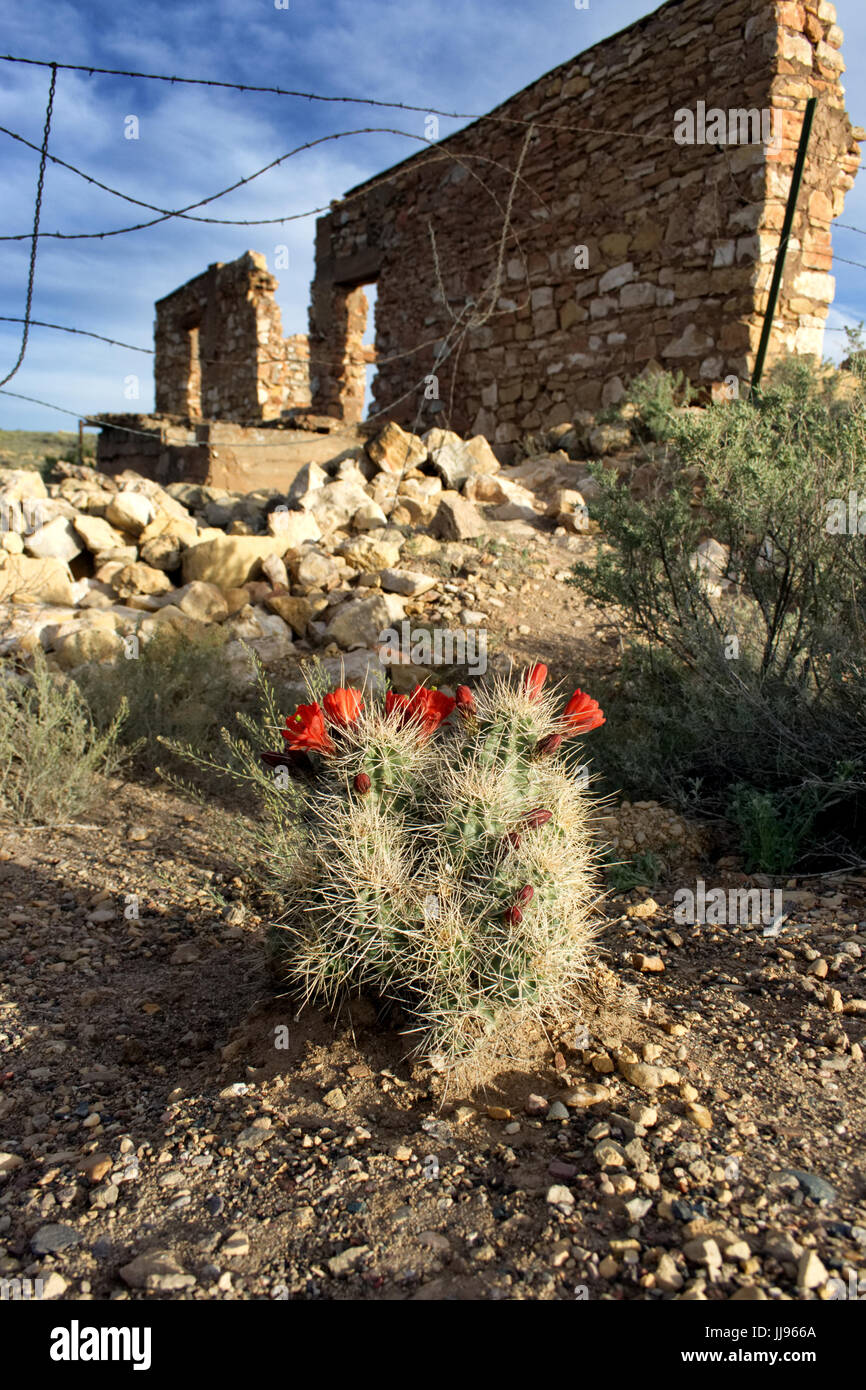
[0,65,56,387]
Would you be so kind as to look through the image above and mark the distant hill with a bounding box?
[0,429,97,480]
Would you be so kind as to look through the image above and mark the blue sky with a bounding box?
[1,0,865,431]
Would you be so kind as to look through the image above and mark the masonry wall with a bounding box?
[308,0,860,441]
[154,251,311,423]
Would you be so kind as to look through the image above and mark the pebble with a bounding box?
[30,1223,81,1255]
[222,1230,250,1258]
[546,1185,575,1208]
[327,1245,369,1277]
[685,1103,713,1131]
[782,1169,837,1204]
[683,1237,722,1271]
[594,1140,626,1170]
[546,1101,569,1121]
[119,1250,196,1292]
[797,1250,828,1290]
[561,1083,608,1108]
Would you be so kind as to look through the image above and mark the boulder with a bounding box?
[339,532,403,572]
[265,508,322,545]
[462,474,511,504]
[326,592,406,649]
[549,488,589,532]
[464,435,501,474]
[423,429,477,490]
[105,490,155,536]
[379,568,438,597]
[0,554,76,606]
[588,423,633,456]
[110,562,174,600]
[430,492,486,542]
[182,535,300,587]
[262,552,290,590]
[73,513,128,554]
[23,517,84,563]
[53,626,125,669]
[139,534,185,571]
[306,480,371,533]
[352,500,389,531]
[367,421,426,474]
[176,581,229,624]
[286,461,328,509]
[264,593,313,636]
[0,468,47,502]
[291,547,341,591]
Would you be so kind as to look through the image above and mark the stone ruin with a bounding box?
[153,250,311,423]
[98,0,861,475]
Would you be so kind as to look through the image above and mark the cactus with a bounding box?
[264,661,606,1076]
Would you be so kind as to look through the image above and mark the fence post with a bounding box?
[751,97,817,393]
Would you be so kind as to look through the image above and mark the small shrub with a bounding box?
[605,850,664,894]
[76,626,240,781]
[0,652,129,826]
[571,361,866,868]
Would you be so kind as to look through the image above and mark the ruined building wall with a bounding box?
[154,251,311,423]
[308,0,860,441]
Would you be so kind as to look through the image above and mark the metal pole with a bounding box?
[751,97,817,393]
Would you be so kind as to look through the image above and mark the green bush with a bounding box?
[0,652,129,826]
[75,626,241,781]
[570,360,866,871]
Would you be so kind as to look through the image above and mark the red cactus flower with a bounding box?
[322,686,364,727]
[282,702,335,755]
[503,905,523,926]
[405,685,457,738]
[354,772,372,795]
[534,733,562,758]
[517,884,534,904]
[522,807,552,830]
[455,685,476,717]
[561,689,605,736]
[385,690,410,719]
[522,662,548,700]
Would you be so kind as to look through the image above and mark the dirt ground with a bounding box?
[1,538,865,1303]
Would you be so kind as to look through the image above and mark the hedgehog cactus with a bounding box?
[265,661,606,1074]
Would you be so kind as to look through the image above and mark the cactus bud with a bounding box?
[522,807,552,829]
[502,830,521,852]
[455,685,475,717]
[517,884,534,904]
[534,733,562,758]
[503,905,523,926]
[354,772,372,795]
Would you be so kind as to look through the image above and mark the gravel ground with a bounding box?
[1,777,864,1303]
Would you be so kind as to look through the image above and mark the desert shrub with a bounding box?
[571,360,866,871]
[0,652,129,826]
[75,626,242,781]
[175,661,606,1076]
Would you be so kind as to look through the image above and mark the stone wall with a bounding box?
[154,251,311,422]
[308,0,860,441]
[95,413,369,492]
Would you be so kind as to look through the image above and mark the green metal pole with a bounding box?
[751,96,817,393]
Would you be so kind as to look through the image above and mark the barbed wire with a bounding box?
[0,65,56,388]
[0,123,550,243]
